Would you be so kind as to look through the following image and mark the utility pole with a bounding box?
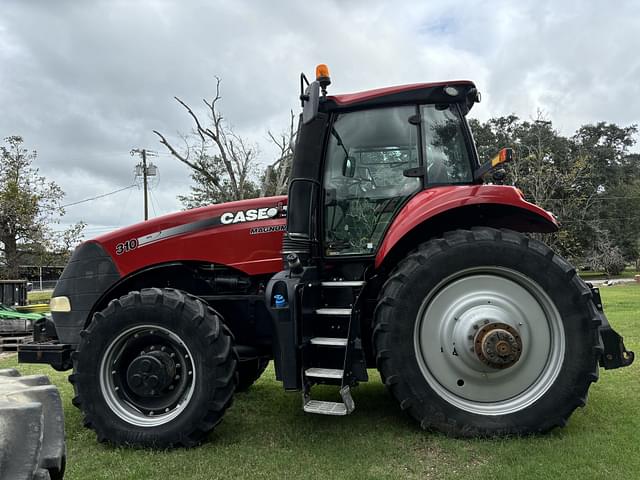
[131,148,158,221]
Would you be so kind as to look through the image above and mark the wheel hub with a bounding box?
[126,350,176,397]
[473,322,522,369]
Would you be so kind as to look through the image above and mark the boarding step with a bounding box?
[303,400,347,415]
[315,308,352,316]
[310,337,348,347]
[305,367,343,379]
[303,386,355,416]
[320,281,365,288]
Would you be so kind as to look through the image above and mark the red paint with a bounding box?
[375,185,558,268]
[94,196,287,277]
[329,80,475,106]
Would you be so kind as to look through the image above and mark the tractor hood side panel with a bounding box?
[96,196,288,277]
[52,196,287,345]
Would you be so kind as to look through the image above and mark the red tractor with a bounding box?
[19,66,634,447]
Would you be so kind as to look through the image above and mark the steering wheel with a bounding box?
[331,176,376,195]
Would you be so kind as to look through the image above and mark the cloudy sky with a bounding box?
[1,0,639,240]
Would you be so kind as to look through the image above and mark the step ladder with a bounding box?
[301,280,366,416]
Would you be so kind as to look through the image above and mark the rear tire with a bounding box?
[70,288,237,448]
[373,228,601,437]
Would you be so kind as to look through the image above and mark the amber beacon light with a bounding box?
[315,64,331,95]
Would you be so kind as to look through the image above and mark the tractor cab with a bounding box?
[266,66,514,411]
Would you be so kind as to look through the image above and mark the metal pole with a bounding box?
[39,266,43,291]
[142,149,149,221]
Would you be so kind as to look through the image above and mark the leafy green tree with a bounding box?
[469,116,640,265]
[0,136,84,279]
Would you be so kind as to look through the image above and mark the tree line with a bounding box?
[469,115,639,274]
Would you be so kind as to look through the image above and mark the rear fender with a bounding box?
[375,185,558,269]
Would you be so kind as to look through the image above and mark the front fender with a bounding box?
[375,185,558,268]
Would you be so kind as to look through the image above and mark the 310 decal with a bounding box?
[115,238,138,255]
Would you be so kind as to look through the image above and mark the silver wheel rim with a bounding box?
[99,325,196,427]
[414,267,565,415]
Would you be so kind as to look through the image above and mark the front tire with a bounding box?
[70,288,237,447]
[373,228,601,437]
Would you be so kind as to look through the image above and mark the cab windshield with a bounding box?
[323,104,472,256]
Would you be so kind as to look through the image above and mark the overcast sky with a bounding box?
[1,0,639,240]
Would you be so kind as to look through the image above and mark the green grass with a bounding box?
[2,285,639,480]
[27,289,53,304]
[579,267,638,280]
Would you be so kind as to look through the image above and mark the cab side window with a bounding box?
[422,105,473,184]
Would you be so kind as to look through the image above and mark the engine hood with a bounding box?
[91,195,288,276]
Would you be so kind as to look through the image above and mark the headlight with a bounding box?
[49,296,71,312]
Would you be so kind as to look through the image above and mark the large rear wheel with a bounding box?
[373,228,601,436]
[70,288,237,447]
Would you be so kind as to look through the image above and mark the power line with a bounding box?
[149,189,161,216]
[149,189,157,217]
[61,184,136,208]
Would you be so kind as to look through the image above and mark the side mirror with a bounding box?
[474,147,513,180]
[301,80,320,125]
[343,156,356,177]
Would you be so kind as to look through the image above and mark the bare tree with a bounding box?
[154,77,260,206]
[262,110,297,197]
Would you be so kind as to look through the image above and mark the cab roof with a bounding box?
[323,80,478,112]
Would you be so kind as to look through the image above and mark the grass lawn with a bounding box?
[579,267,638,280]
[2,285,638,480]
[27,289,53,304]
